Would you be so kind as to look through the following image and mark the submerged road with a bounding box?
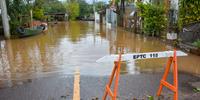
[0,72,199,100]
[0,21,200,99]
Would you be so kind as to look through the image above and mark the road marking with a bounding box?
[73,69,80,100]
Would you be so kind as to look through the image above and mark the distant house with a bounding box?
[45,13,68,21]
[98,8,106,24]
[106,8,117,28]
[124,2,136,28]
[169,0,179,25]
[94,12,100,23]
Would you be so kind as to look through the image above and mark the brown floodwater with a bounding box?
[0,21,200,81]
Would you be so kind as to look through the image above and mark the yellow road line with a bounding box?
[73,69,80,100]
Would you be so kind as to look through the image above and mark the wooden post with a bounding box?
[30,10,33,27]
[0,0,10,39]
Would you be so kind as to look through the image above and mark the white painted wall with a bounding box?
[171,0,179,10]
[95,12,100,23]
[143,0,150,3]
[106,9,117,27]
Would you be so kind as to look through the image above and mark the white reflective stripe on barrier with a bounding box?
[96,51,188,63]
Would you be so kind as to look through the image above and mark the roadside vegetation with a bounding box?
[193,40,200,48]
[6,0,31,35]
[65,0,80,20]
[6,0,67,34]
[137,3,167,36]
[5,0,97,35]
[179,0,200,29]
[179,0,200,49]
[4,0,200,50]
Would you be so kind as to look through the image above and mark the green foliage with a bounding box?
[137,3,167,36]
[79,0,93,18]
[43,0,66,13]
[6,0,67,34]
[65,1,80,20]
[95,1,107,12]
[33,0,66,20]
[32,0,45,20]
[179,0,200,29]
[33,8,45,20]
[6,0,31,34]
[193,39,200,48]
[147,96,154,100]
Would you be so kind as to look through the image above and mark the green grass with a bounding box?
[147,95,154,100]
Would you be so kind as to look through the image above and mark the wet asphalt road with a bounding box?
[0,72,199,100]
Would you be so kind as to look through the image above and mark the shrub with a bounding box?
[193,40,200,48]
[33,8,45,20]
[137,3,167,36]
[179,0,200,29]
[6,0,31,35]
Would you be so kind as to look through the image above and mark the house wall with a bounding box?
[95,12,100,23]
[171,0,179,10]
[170,0,179,24]
[106,9,117,27]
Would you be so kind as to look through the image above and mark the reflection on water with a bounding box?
[0,21,200,84]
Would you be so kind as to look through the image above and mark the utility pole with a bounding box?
[93,0,96,14]
[0,0,10,39]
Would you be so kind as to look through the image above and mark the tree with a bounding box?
[137,3,167,36]
[6,0,31,34]
[32,0,45,20]
[179,0,200,29]
[95,1,107,12]
[65,1,80,20]
[33,8,45,20]
[6,0,67,34]
[43,0,66,13]
[32,0,67,20]
[79,0,93,18]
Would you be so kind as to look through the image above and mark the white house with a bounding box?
[95,12,100,23]
[106,8,117,28]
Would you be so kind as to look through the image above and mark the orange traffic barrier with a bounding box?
[103,53,122,100]
[157,49,178,100]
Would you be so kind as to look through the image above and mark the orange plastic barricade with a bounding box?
[100,49,183,100]
[157,49,178,100]
[103,53,122,100]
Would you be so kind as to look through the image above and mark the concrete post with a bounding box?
[0,0,10,39]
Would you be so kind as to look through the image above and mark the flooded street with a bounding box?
[2,0,200,99]
[0,21,200,81]
[0,21,200,100]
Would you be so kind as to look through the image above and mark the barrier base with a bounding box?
[157,49,178,100]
